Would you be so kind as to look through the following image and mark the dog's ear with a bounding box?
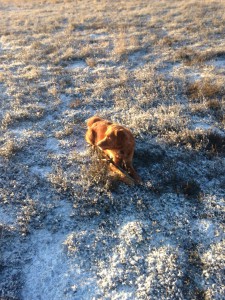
[85,128,96,145]
[116,129,126,142]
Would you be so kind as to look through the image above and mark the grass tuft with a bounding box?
[187,79,222,102]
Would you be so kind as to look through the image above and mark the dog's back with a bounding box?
[86,116,104,128]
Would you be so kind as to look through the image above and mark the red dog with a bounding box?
[85,116,140,184]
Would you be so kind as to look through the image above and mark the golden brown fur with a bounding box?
[85,116,140,184]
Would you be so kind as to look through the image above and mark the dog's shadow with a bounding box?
[134,143,166,168]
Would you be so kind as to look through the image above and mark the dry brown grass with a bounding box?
[1,104,45,130]
[166,129,225,154]
[0,140,19,158]
[187,78,223,102]
[0,0,225,299]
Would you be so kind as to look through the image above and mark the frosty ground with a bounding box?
[0,0,225,299]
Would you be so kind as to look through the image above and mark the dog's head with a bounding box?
[97,127,127,150]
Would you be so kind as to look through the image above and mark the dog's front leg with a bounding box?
[109,163,134,185]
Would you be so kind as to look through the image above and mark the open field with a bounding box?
[0,0,225,299]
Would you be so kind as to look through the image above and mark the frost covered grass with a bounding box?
[0,0,225,299]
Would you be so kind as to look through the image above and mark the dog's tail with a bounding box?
[86,115,103,127]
